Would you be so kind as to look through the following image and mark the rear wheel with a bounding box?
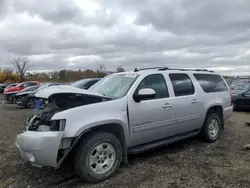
[74,132,122,183]
[200,113,221,142]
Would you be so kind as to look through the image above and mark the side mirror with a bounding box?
[133,88,156,102]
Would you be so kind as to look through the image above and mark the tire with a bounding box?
[27,99,35,109]
[200,112,221,143]
[74,132,122,183]
[233,102,237,110]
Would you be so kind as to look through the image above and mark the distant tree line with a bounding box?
[0,57,126,83]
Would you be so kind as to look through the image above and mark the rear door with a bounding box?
[167,73,204,134]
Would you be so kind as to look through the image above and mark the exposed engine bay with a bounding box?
[26,93,110,131]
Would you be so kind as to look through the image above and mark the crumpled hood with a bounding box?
[35,85,104,99]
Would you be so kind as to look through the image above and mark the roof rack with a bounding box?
[134,67,214,73]
[170,68,214,72]
[134,67,169,72]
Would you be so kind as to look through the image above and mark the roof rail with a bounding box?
[134,67,169,72]
[170,68,214,72]
[134,67,214,73]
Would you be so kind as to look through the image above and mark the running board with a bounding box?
[128,129,200,154]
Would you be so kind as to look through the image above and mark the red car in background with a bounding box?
[3,81,40,103]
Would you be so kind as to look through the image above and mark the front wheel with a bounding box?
[74,132,122,183]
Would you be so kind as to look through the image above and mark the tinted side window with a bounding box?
[28,83,36,86]
[136,74,169,99]
[24,83,35,87]
[30,82,37,86]
[169,74,195,96]
[194,74,228,93]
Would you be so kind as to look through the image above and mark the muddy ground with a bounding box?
[0,95,250,188]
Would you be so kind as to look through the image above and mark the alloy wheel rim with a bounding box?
[208,118,219,139]
[88,142,116,175]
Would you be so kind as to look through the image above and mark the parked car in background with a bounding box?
[70,78,101,90]
[16,67,233,183]
[233,90,250,109]
[3,81,40,103]
[0,83,18,93]
[230,84,250,96]
[14,86,40,107]
[16,83,65,108]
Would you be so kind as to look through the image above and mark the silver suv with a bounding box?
[16,67,233,183]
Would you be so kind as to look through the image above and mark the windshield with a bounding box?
[89,73,139,99]
[232,85,249,90]
[37,84,50,91]
[70,79,89,88]
[21,86,38,92]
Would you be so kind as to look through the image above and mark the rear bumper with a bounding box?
[16,131,64,168]
[3,94,11,101]
[4,93,16,101]
[223,106,233,120]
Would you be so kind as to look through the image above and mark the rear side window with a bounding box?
[24,82,36,87]
[136,74,169,99]
[169,73,195,96]
[194,74,228,93]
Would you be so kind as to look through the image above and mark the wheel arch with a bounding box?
[67,123,128,165]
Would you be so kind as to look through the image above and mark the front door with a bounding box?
[128,74,176,147]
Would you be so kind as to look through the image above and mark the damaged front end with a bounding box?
[16,86,111,168]
[27,91,110,131]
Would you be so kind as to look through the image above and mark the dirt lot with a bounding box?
[1,96,250,188]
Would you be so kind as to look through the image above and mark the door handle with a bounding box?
[162,103,172,109]
[191,99,199,104]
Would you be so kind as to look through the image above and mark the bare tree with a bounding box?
[117,66,125,72]
[11,57,30,82]
[96,64,107,77]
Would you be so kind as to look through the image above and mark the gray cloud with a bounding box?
[0,0,9,19]
[0,0,250,75]
[12,0,118,27]
[136,0,250,35]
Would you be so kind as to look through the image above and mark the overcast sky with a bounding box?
[1,0,250,75]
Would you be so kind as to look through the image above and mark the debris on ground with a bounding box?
[245,122,250,127]
[243,144,250,150]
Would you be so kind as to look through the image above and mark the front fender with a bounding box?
[51,97,130,143]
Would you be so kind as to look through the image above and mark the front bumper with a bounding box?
[4,94,12,101]
[16,99,25,106]
[16,131,64,168]
[16,97,28,106]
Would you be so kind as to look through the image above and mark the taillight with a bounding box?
[229,90,233,106]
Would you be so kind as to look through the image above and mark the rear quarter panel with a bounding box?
[194,74,232,123]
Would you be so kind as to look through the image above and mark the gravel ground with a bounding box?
[0,95,250,188]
